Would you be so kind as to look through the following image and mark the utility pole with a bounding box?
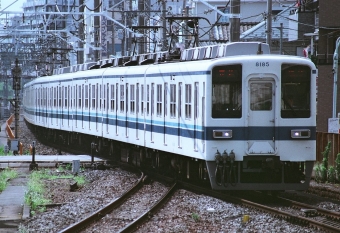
[77,0,84,64]
[11,58,21,155]
[266,0,272,49]
[230,0,240,42]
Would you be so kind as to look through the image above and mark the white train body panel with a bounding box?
[22,42,317,190]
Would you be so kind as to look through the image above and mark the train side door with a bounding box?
[247,78,276,154]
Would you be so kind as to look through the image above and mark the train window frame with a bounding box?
[85,85,89,109]
[91,85,95,110]
[147,84,150,115]
[64,86,68,108]
[281,64,311,118]
[96,84,99,111]
[130,84,135,114]
[185,84,192,119]
[59,87,62,107]
[136,83,140,114]
[151,83,155,116]
[120,84,124,113]
[157,84,162,117]
[211,64,242,118]
[125,83,128,113]
[250,82,273,111]
[170,84,176,118]
[110,84,115,111]
[164,83,168,117]
[78,85,81,109]
[141,84,144,114]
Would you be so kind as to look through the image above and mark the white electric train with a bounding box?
[22,42,317,190]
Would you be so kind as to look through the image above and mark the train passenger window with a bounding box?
[105,84,108,110]
[59,87,62,107]
[250,83,272,111]
[281,64,311,118]
[212,65,242,118]
[64,87,68,107]
[120,84,124,112]
[147,85,150,115]
[151,84,155,115]
[157,84,162,116]
[130,84,135,113]
[96,83,102,110]
[85,85,88,108]
[91,85,95,109]
[136,84,139,114]
[54,87,57,107]
[164,83,168,117]
[126,84,128,113]
[170,84,176,118]
[110,84,114,111]
[82,85,85,109]
[185,84,192,119]
[78,86,82,108]
[141,85,144,114]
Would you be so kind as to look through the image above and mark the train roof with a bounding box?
[52,42,271,76]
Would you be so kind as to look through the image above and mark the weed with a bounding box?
[0,168,18,191]
[24,168,86,214]
[335,153,340,182]
[328,166,336,183]
[191,212,200,222]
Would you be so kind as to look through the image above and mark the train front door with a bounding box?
[247,78,276,154]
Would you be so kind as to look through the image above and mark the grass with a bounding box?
[24,168,86,214]
[0,168,18,192]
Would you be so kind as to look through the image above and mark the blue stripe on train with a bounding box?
[25,108,316,141]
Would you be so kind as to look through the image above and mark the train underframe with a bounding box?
[28,122,313,191]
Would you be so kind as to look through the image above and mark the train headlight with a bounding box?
[213,130,232,139]
[291,129,311,139]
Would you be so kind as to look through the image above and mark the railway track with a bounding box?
[205,189,340,233]
[58,169,177,233]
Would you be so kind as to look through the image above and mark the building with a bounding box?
[316,0,340,132]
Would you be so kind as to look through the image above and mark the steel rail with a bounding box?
[58,171,145,233]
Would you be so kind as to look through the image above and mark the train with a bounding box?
[22,41,317,191]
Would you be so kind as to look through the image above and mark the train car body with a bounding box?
[23,42,317,191]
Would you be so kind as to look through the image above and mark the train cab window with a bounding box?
[212,65,242,118]
[281,64,311,118]
[250,83,272,111]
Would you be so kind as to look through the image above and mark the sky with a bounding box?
[3,0,26,12]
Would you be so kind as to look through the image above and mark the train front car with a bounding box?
[205,55,317,191]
